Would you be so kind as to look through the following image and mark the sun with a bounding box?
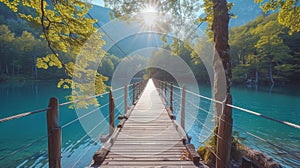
[140,4,159,29]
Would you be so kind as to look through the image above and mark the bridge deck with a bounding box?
[100,79,197,167]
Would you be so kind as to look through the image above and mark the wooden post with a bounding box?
[180,85,186,130]
[170,82,173,112]
[47,97,61,168]
[124,84,128,115]
[132,83,135,105]
[216,94,233,168]
[138,81,141,97]
[109,89,115,135]
[161,81,163,96]
[160,80,162,95]
[164,82,167,102]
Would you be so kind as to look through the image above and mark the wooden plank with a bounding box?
[107,152,186,156]
[109,148,186,152]
[92,79,198,168]
[100,166,196,168]
[101,160,195,166]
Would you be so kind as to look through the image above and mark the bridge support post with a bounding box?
[138,81,141,97]
[160,81,163,95]
[164,82,167,103]
[170,82,173,112]
[180,85,186,130]
[216,94,233,168]
[109,89,115,135]
[47,97,61,168]
[124,84,128,115]
[132,83,136,105]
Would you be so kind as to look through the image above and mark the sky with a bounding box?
[91,0,105,7]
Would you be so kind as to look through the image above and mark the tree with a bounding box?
[99,57,114,77]
[12,31,37,76]
[255,0,300,33]
[230,13,300,85]
[0,0,109,104]
[0,25,15,74]
[210,0,233,167]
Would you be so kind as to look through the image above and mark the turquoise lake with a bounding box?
[0,81,299,167]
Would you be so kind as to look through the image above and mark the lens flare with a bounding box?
[140,4,158,29]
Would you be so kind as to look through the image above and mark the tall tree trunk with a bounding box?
[5,64,8,74]
[269,64,274,85]
[12,63,15,77]
[255,70,259,85]
[33,55,38,79]
[212,0,232,167]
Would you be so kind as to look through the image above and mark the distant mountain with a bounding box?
[89,5,113,25]
[89,5,164,58]
[90,1,264,28]
[229,0,263,27]
[89,2,264,58]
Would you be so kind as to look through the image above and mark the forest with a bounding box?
[230,13,300,86]
[1,2,300,86]
[0,3,121,82]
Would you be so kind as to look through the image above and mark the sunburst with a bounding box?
[140,3,159,30]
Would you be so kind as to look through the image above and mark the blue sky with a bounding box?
[91,0,105,7]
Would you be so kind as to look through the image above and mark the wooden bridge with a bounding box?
[92,79,202,167]
[1,78,300,168]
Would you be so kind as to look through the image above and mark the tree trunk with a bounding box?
[255,70,259,85]
[212,0,232,167]
[33,55,38,79]
[269,64,274,85]
[12,63,15,77]
[5,64,8,74]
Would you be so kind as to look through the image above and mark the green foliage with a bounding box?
[0,24,56,78]
[255,0,300,33]
[0,0,112,107]
[98,54,121,77]
[230,13,300,85]
[197,126,218,166]
[232,65,251,84]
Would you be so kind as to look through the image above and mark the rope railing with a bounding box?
[112,86,125,92]
[185,111,225,142]
[0,80,144,123]
[114,101,124,111]
[186,89,300,130]
[61,102,109,129]
[59,91,110,107]
[226,104,300,130]
[0,91,110,123]
[63,116,110,155]
[113,94,124,101]
[153,78,300,167]
[0,107,50,123]
[69,123,110,168]
[186,99,300,160]
[0,79,148,167]
[190,129,221,161]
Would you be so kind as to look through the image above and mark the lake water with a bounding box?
[0,81,299,167]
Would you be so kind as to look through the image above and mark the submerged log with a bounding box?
[240,145,282,168]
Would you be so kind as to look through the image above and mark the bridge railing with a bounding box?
[153,78,300,167]
[0,79,148,168]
